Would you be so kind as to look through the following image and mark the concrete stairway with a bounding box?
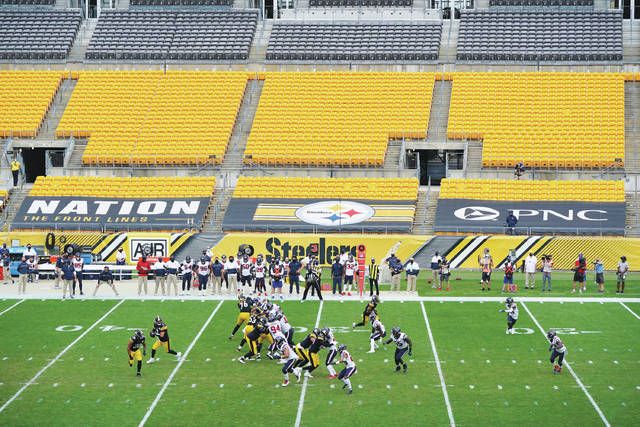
[383,141,403,169]
[68,19,98,63]
[37,79,77,141]
[2,185,32,230]
[624,82,640,174]
[203,187,234,234]
[66,140,88,168]
[626,193,640,237]
[465,141,483,175]
[427,81,452,142]
[221,79,264,174]
[249,20,271,63]
[424,189,438,233]
[412,188,429,234]
[117,0,131,9]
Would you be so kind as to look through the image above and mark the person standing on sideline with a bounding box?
[571,253,587,293]
[505,210,518,235]
[136,256,151,296]
[16,256,29,294]
[72,253,84,295]
[23,243,37,260]
[26,255,38,284]
[594,259,605,293]
[524,252,537,289]
[405,258,420,292]
[439,258,451,291]
[94,265,119,296]
[478,248,494,291]
[616,256,629,294]
[180,256,194,295]
[164,256,180,296]
[430,252,442,289]
[541,255,553,292]
[389,257,403,292]
[225,255,239,294]
[115,247,126,265]
[302,255,323,301]
[0,243,9,285]
[288,257,302,295]
[152,257,167,296]
[60,257,76,299]
[10,158,20,187]
[211,256,223,294]
[331,257,344,296]
[367,258,380,296]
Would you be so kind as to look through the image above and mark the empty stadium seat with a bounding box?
[55,71,248,166]
[489,0,594,5]
[130,0,233,5]
[309,0,412,6]
[266,21,441,62]
[233,177,419,200]
[0,10,81,60]
[246,72,435,167]
[457,10,623,62]
[447,73,625,169]
[85,10,257,61]
[0,71,64,138]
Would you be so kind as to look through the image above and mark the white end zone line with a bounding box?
[620,302,640,320]
[139,300,224,427]
[294,300,323,427]
[0,299,25,317]
[420,302,455,427]
[521,302,610,427]
[0,299,125,414]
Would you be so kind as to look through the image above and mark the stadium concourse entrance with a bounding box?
[20,148,63,183]
[407,149,464,186]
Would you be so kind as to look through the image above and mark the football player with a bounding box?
[266,311,286,360]
[276,336,301,386]
[147,316,182,364]
[499,297,519,335]
[229,294,253,340]
[127,329,146,377]
[269,258,285,302]
[368,313,386,353]
[239,255,254,293]
[547,330,567,374]
[384,327,413,373]
[353,295,379,328]
[239,317,268,363]
[324,328,340,379]
[336,344,357,394]
[344,255,358,296]
[292,329,319,377]
[279,312,294,346]
[254,255,267,296]
[196,257,211,296]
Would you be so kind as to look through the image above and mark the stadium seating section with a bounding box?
[30,176,216,198]
[457,10,623,61]
[489,0,594,5]
[267,21,441,61]
[440,179,624,202]
[130,0,233,5]
[447,73,625,169]
[246,72,435,167]
[309,0,412,7]
[0,0,55,5]
[85,10,257,60]
[0,71,64,138]
[233,177,419,200]
[56,71,248,166]
[0,10,81,60]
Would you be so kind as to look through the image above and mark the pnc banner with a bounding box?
[13,196,210,231]
[223,198,416,232]
[435,199,626,235]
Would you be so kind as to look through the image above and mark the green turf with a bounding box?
[0,299,639,426]
[0,299,22,313]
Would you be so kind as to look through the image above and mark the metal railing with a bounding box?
[433,225,625,236]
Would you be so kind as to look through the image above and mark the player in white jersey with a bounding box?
[253,256,267,295]
[72,254,84,296]
[344,255,358,296]
[384,326,413,373]
[499,297,519,335]
[239,255,254,291]
[336,344,357,394]
[324,328,339,379]
[277,312,293,345]
[196,257,210,296]
[266,312,286,360]
[180,256,194,295]
[367,313,386,353]
[547,330,567,374]
[276,336,300,386]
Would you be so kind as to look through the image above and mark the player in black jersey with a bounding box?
[147,315,181,364]
[353,295,379,328]
[302,328,329,378]
[127,330,146,376]
[229,294,253,340]
[238,318,268,364]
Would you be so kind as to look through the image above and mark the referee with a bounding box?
[368,258,380,297]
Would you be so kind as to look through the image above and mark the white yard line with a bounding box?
[521,302,610,427]
[294,300,323,427]
[139,300,224,427]
[0,299,25,317]
[620,302,640,320]
[0,299,125,414]
[420,302,455,427]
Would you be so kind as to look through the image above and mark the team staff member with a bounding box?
[115,247,126,265]
[54,254,65,290]
[128,330,146,377]
[225,255,239,294]
[60,257,76,299]
[147,316,181,364]
[616,256,629,294]
[331,257,344,296]
[93,265,119,296]
[136,256,151,296]
[479,248,493,291]
[10,158,20,187]
[367,258,380,296]
[1,244,11,285]
[405,258,420,292]
[430,252,442,289]
[288,257,302,295]
[152,257,167,296]
[164,256,180,296]
[211,256,224,294]
[16,256,29,295]
[302,255,323,301]
[389,256,403,292]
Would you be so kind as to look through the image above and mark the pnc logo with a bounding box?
[454,206,500,221]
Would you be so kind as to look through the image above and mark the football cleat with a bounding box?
[176,352,182,361]
[146,358,156,364]
[136,372,141,377]
[282,379,289,387]
[238,357,246,364]
[294,368,302,382]
[346,388,353,394]
[328,374,337,379]
[304,371,313,378]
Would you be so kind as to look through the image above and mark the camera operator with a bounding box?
[541,255,553,292]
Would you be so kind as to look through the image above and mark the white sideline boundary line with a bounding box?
[294,300,323,427]
[521,302,610,427]
[0,299,125,414]
[420,302,455,427]
[0,299,24,317]
[620,302,640,320]
[139,300,224,427]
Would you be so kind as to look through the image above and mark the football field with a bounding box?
[0,297,638,426]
